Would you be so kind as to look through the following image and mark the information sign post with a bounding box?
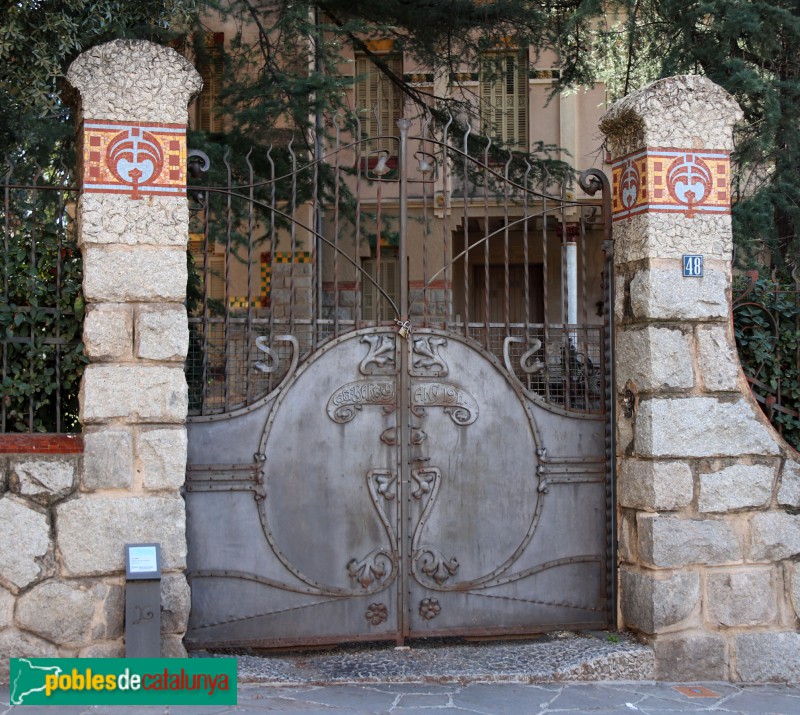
[124,543,162,658]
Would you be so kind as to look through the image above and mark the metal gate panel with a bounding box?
[405,330,606,636]
[184,113,614,648]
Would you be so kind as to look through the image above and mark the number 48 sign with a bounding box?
[683,254,703,277]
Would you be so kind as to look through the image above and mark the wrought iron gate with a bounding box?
[184,115,613,648]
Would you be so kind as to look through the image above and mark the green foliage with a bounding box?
[592,0,800,279]
[0,0,199,433]
[0,179,86,432]
[192,1,593,176]
[733,275,800,452]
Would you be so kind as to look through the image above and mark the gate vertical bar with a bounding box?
[397,117,411,643]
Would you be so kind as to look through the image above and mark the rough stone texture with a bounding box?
[618,460,693,511]
[698,464,775,512]
[613,213,732,266]
[79,193,190,247]
[735,632,800,682]
[706,570,777,627]
[0,629,59,682]
[161,574,191,634]
[637,514,742,567]
[82,246,187,302]
[103,583,125,640]
[79,642,124,658]
[629,267,729,321]
[618,512,637,564]
[0,497,50,591]
[599,74,743,157]
[80,364,187,424]
[162,633,188,658]
[697,325,741,391]
[620,567,699,634]
[778,461,800,507]
[83,304,132,360]
[635,397,781,458]
[137,427,187,490]
[82,428,134,489]
[792,565,800,621]
[56,496,186,576]
[616,327,693,392]
[653,632,727,681]
[66,39,202,124]
[749,512,800,562]
[0,586,13,629]
[136,305,189,361]
[16,581,97,646]
[9,460,75,504]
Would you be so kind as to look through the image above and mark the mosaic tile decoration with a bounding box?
[82,119,186,198]
[271,251,312,264]
[225,252,312,308]
[611,147,731,222]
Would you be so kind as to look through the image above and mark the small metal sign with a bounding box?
[125,543,161,580]
[682,254,704,277]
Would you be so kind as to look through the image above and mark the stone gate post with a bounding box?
[600,76,800,681]
[64,40,202,656]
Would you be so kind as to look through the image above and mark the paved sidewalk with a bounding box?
[2,636,799,713]
[2,681,800,714]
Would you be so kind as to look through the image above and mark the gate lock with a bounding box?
[395,319,412,339]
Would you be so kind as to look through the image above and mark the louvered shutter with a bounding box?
[480,51,528,150]
[356,55,402,153]
[197,33,224,132]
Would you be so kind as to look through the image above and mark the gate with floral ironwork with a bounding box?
[184,116,614,648]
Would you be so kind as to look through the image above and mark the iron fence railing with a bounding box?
[185,115,611,418]
[733,270,800,452]
[1,167,84,433]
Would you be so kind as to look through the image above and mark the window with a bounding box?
[480,50,528,150]
[355,54,403,154]
[362,252,399,322]
[196,33,224,132]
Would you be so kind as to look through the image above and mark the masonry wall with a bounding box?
[601,75,800,682]
[0,40,201,683]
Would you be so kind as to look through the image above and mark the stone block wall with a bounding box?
[0,40,201,683]
[0,439,190,681]
[601,75,800,682]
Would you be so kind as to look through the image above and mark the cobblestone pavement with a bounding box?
[2,635,799,714]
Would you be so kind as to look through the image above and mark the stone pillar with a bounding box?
[601,75,800,682]
[64,40,202,657]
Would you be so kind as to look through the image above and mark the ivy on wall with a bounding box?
[734,273,800,452]
[0,180,85,433]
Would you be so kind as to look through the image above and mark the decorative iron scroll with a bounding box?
[411,336,449,376]
[327,379,396,423]
[411,468,438,499]
[416,548,460,585]
[360,334,397,375]
[347,550,394,589]
[371,470,397,501]
[411,382,478,425]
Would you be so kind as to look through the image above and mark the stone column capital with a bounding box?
[599,75,743,157]
[66,39,202,124]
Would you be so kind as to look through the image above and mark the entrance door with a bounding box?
[184,117,613,648]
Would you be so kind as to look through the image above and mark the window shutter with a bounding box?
[356,54,403,153]
[480,50,528,150]
[197,33,224,132]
